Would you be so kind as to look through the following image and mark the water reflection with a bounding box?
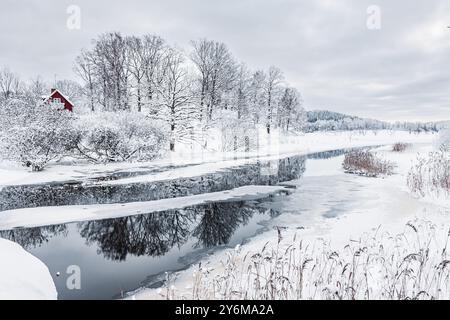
[193,202,259,248]
[78,210,194,261]
[0,154,306,211]
[1,200,276,262]
[0,224,67,249]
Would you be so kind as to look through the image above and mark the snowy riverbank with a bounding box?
[0,130,436,188]
[0,238,57,299]
[128,141,449,299]
[0,131,441,300]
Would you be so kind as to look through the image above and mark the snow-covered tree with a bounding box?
[74,50,97,111]
[153,48,198,151]
[126,36,147,112]
[0,99,77,171]
[0,67,21,101]
[190,39,237,121]
[277,87,306,131]
[263,66,283,134]
[74,111,167,162]
[79,32,131,111]
[438,128,450,152]
[141,34,167,112]
[248,70,266,126]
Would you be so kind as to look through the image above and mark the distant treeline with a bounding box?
[305,110,444,133]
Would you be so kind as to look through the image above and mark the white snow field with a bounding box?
[0,238,57,299]
[0,130,435,188]
[0,185,288,230]
[128,141,450,300]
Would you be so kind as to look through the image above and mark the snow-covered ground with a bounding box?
[0,130,441,300]
[0,238,57,299]
[128,140,449,299]
[0,130,435,188]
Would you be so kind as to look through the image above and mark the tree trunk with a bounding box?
[137,79,142,112]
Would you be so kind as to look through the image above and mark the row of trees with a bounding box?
[74,32,306,150]
[0,67,83,107]
[304,110,442,133]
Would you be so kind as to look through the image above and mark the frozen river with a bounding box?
[0,147,376,299]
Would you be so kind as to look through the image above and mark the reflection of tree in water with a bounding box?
[77,200,271,261]
[78,209,196,261]
[0,224,67,249]
[192,201,261,248]
[0,199,278,263]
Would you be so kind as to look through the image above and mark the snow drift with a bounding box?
[0,238,57,299]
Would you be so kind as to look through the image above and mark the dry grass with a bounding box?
[407,152,450,198]
[392,143,410,152]
[159,220,450,300]
[343,150,394,177]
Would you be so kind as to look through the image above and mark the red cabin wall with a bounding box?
[48,91,74,112]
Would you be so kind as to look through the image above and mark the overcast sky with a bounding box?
[1,0,449,121]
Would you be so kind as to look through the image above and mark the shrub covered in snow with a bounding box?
[0,99,77,171]
[407,152,450,198]
[342,150,394,177]
[392,142,410,152]
[73,112,167,163]
[438,129,450,152]
[0,100,168,169]
[217,110,257,153]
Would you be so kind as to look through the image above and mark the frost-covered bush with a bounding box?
[217,110,257,153]
[407,152,450,198]
[343,150,394,177]
[74,112,167,163]
[438,129,450,152]
[0,100,77,171]
[392,142,410,152]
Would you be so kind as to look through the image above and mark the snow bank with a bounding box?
[0,130,436,188]
[0,185,288,230]
[79,131,438,187]
[0,238,57,300]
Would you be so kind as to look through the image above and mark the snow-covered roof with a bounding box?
[42,89,75,107]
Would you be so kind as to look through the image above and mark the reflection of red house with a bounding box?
[42,88,74,112]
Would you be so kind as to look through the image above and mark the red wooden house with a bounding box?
[42,88,74,111]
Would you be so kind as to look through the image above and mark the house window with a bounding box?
[53,98,62,103]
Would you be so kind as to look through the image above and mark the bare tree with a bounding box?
[264,66,283,134]
[190,39,237,121]
[278,87,305,131]
[233,63,251,120]
[25,76,47,104]
[0,67,21,100]
[127,36,146,112]
[54,79,83,106]
[141,35,167,111]
[74,50,96,111]
[248,70,266,126]
[153,48,196,151]
[87,32,130,111]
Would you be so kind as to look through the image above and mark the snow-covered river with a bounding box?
[0,147,375,299]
